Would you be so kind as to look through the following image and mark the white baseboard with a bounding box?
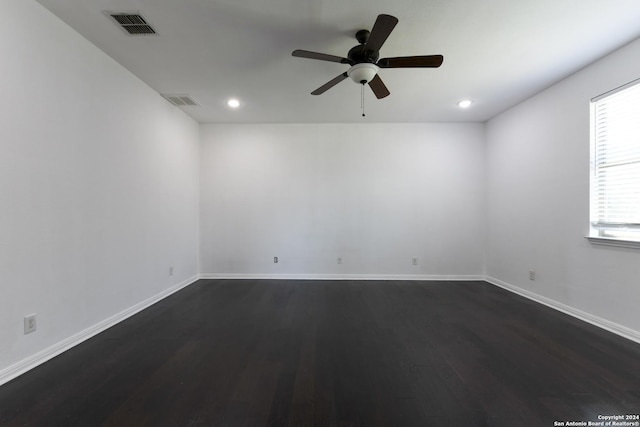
[485,276,640,345]
[0,275,199,387]
[200,273,486,281]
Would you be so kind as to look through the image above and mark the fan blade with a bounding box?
[378,55,444,68]
[292,49,352,64]
[311,72,349,95]
[364,14,398,52]
[368,74,390,99]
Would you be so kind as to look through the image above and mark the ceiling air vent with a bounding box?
[161,94,199,107]
[107,12,156,35]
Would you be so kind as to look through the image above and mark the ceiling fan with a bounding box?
[292,14,443,99]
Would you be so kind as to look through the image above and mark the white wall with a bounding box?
[0,1,200,379]
[200,123,485,278]
[486,38,640,336]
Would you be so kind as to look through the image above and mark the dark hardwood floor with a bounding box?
[1,280,639,426]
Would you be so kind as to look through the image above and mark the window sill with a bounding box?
[585,236,640,249]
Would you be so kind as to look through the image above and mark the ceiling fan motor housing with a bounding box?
[348,45,380,65]
[347,63,379,84]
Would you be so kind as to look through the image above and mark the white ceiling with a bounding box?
[36,0,640,123]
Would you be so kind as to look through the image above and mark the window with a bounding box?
[590,78,640,246]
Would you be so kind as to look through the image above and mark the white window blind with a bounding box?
[590,79,640,241]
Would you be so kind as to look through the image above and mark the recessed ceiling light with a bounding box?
[227,98,240,108]
[457,99,472,109]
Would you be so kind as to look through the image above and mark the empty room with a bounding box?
[1,0,640,426]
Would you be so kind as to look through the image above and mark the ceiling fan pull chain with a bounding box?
[361,83,366,117]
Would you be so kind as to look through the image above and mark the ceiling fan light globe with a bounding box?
[347,63,379,84]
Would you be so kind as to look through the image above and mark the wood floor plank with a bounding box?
[1,279,640,426]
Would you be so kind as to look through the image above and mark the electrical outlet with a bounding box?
[412,257,418,266]
[169,266,174,276]
[529,270,536,281]
[274,256,278,264]
[24,314,37,334]
[337,256,342,264]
